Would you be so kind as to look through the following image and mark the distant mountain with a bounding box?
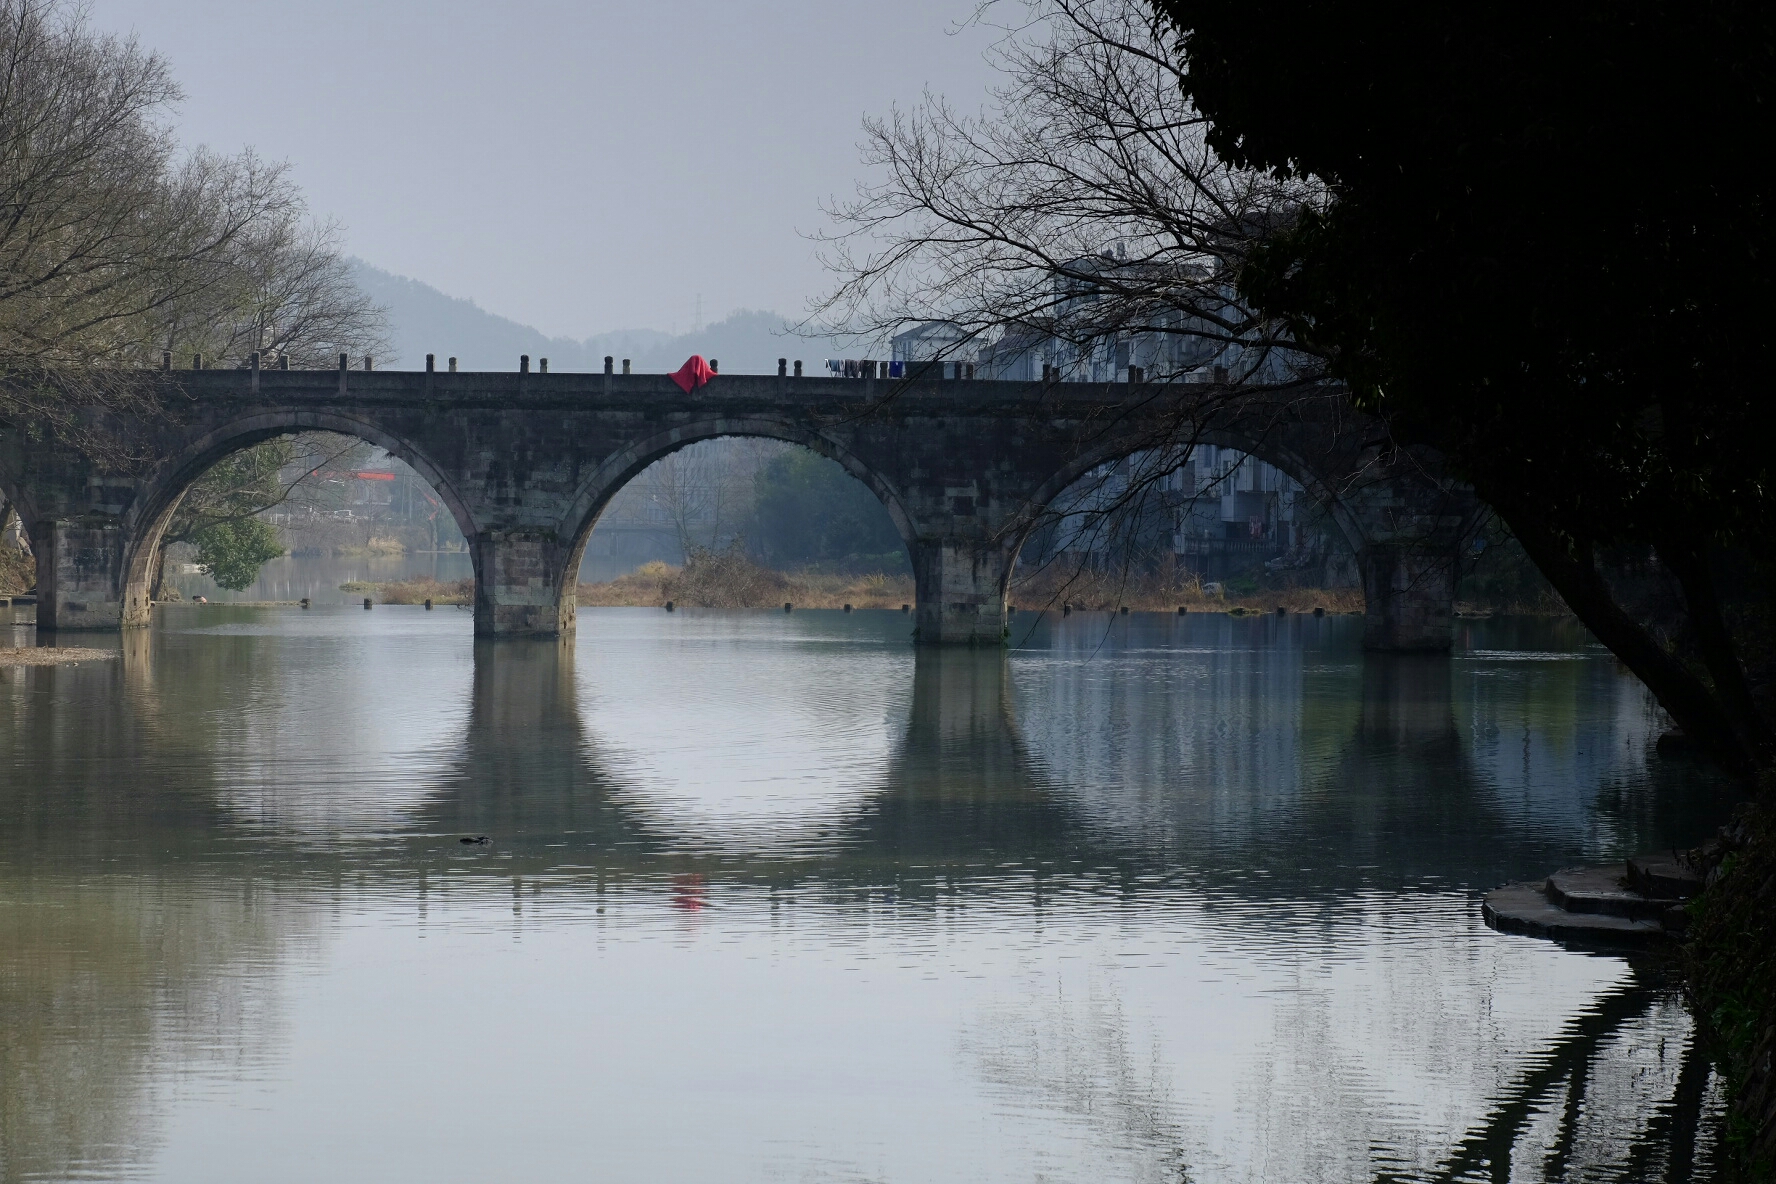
[351,260,852,376]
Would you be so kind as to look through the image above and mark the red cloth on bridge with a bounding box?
[670,355,716,392]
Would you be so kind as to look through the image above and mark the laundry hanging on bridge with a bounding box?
[670,355,716,393]
[825,359,904,378]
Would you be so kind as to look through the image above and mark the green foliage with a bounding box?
[166,440,294,547]
[192,517,284,591]
[751,449,907,572]
[1687,785,1776,1178]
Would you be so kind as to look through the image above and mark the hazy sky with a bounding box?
[86,0,1003,338]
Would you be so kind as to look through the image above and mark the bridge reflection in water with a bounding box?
[0,605,1738,1182]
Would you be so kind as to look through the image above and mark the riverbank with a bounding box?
[1008,564,1365,615]
[341,577,473,605]
[576,558,914,609]
[0,647,115,666]
[342,556,1374,615]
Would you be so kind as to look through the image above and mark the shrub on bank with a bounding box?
[1688,781,1776,1179]
[340,577,472,605]
[0,545,30,595]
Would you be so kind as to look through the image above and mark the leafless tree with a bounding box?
[812,0,1345,608]
[0,0,390,592]
[639,438,784,557]
[140,201,388,369]
[811,0,1323,385]
[0,0,386,443]
[0,3,270,420]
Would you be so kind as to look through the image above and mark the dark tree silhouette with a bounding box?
[1148,0,1775,777]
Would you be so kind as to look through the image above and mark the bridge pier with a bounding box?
[912,539,1013,645]
[1359,543,1456,652]
[33,517,132,631]
[472,529,576,637]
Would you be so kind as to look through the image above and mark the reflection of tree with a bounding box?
[0,651,310,1184]
[965,975,1193,1184]
[1426,968,1717,1184]
[0,876,296,1183]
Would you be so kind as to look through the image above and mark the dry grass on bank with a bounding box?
[576,558,916,609]
[349,554,1369,615]
[340,576,473,605]
[0,646,115,666]
[1008,565,1366,616]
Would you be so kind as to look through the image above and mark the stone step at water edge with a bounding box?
[1545,865,1672,920]
[1482,881,1668,948]
[1627,852,1704,900]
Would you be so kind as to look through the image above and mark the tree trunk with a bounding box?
[1504,512,1757,776]
[1659,539,1773,766]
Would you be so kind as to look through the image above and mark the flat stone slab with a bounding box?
[1483,882,1665,947]
[1546,866,1666,919]
[1627,852,1703,900]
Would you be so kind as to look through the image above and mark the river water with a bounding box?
[0,605,1740,1182]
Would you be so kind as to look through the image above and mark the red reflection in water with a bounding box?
[670,873,708,911]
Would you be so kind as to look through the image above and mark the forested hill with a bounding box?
[350,260,850,375]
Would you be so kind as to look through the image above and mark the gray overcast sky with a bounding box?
[86,0,1002,338]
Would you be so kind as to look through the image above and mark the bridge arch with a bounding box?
[1019,425,1374,572]
[120,410,476,623]
[556,415,919,607]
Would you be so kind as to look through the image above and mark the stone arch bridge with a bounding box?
[0,366,1473,649]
